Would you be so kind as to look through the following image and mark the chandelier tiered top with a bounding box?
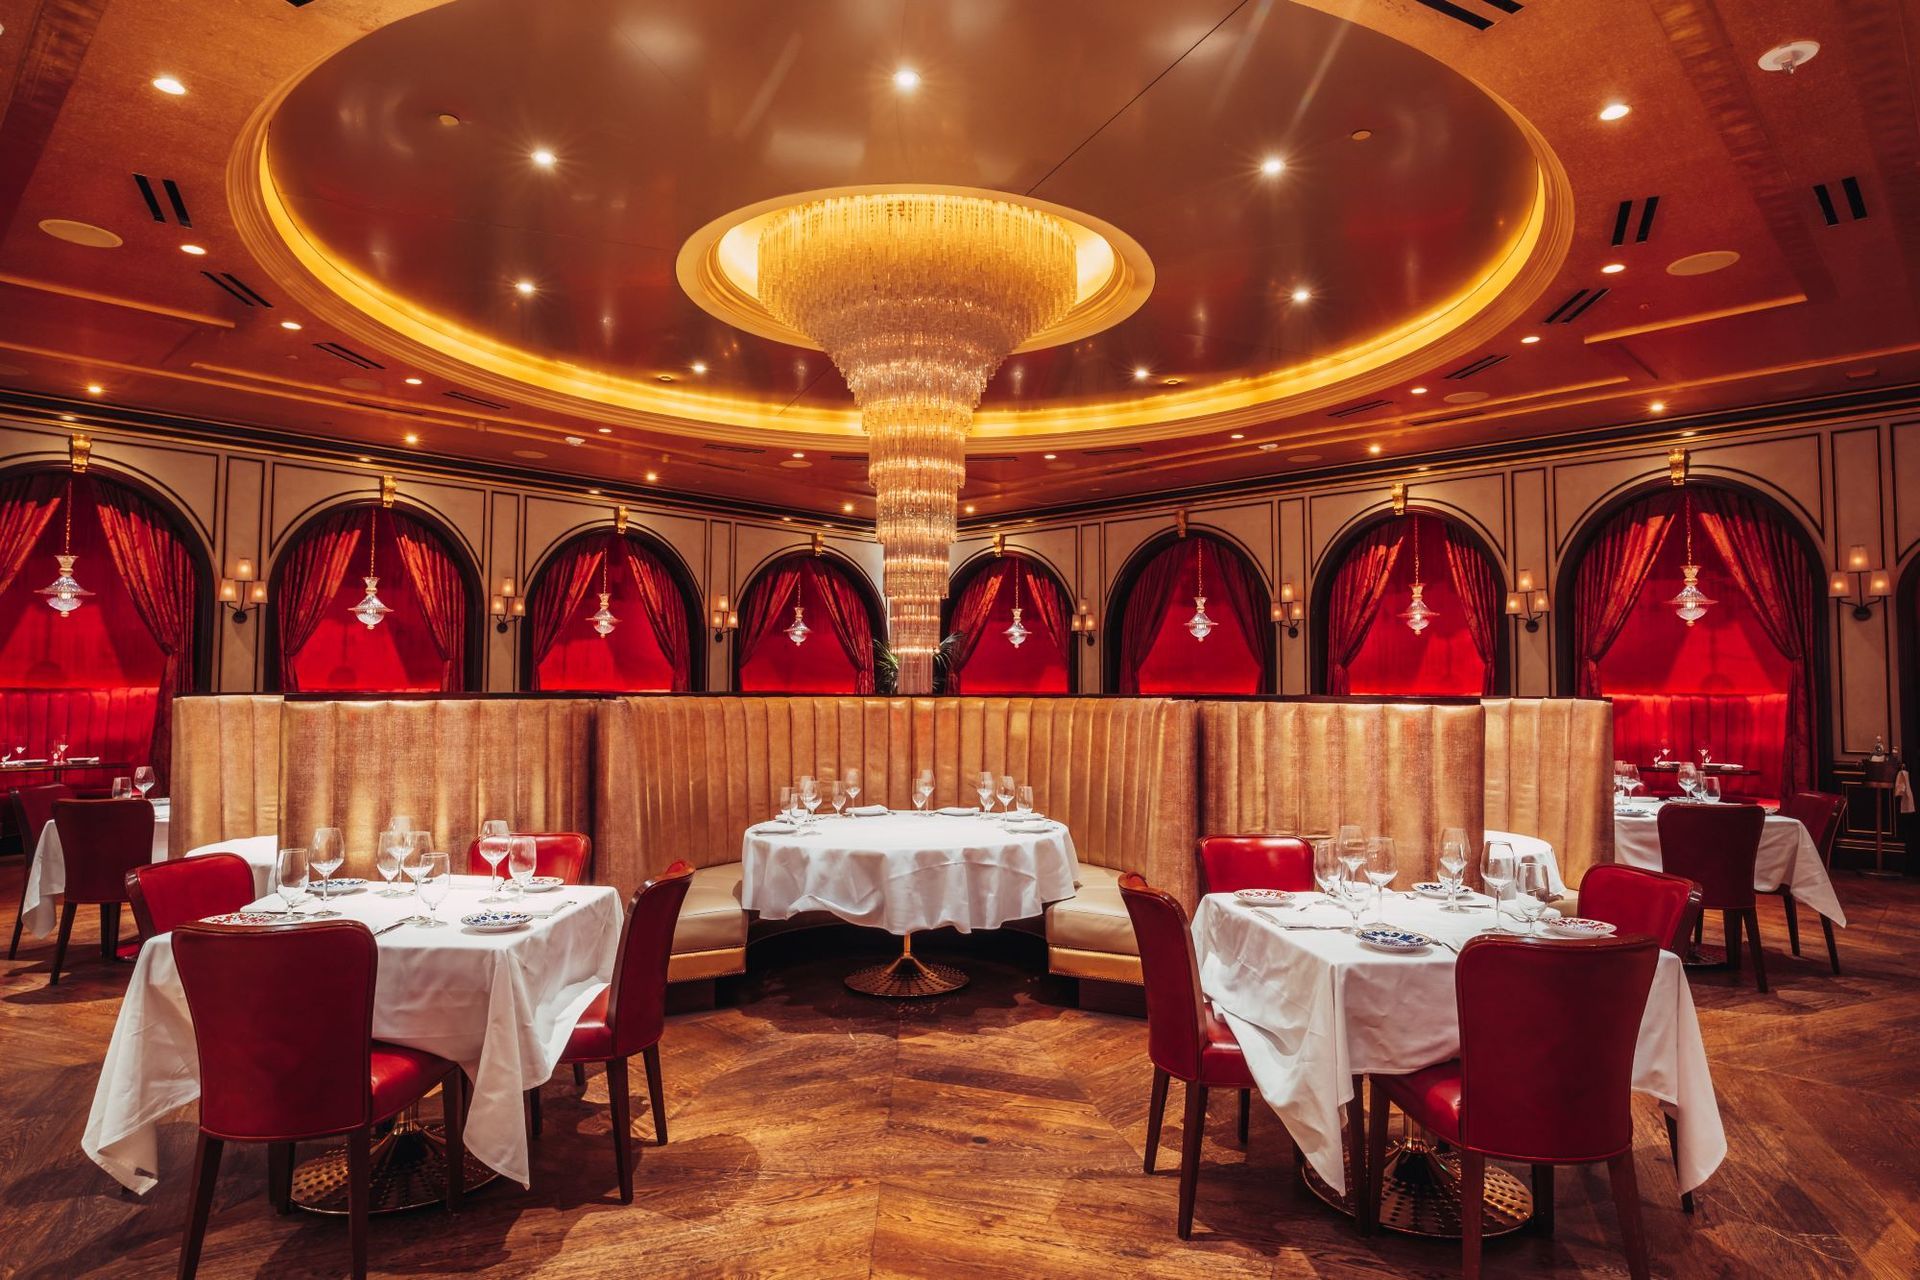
[756,194,1080,685]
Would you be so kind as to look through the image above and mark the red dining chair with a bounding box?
[1577,864,1696,953]
[125,854,257,944]
[538,862,693,1203]
[464,831,592,883]
[1117,872,1265,1240]
[8,782,72,959]
[173,920,465,1280]
[1773,791,1845,974]
[1367,934,1660,1280]
[1195,835,1314,896]
[1657,803,1770,991]
[48,797,153,985]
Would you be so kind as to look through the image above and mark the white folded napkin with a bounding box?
[752,821,798,835]
[938,806,981,817]
[848,804,889,817]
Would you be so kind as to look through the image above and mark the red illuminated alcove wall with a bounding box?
[528,532,697,692]
[736,555,881,694]
[1342,516,1495,697]
[942,554,1073,695]
[1114,535,1270,696]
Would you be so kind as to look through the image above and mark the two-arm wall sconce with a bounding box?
[218,557,268,624]
[1069,597,1097,646]
[490,578,526,633]
[1829,544,1890,621]
[711,594,740,642]
[1505,569,1550,632]
[1271,581,1304,638]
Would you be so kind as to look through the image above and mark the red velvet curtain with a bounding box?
[1022,560,1069,660]
[806,560,876,693]
[1204,539,1268,691]
[740,561,807,664]
[392,513,468,692]
[1117,541,1194,695]
[943,560,1010,693]
[1572,495,1677,696]
[275,510,363,692]
[94,482,196,790]
[529,540,605,668]
[1324,524,1406,694]
[622,538,692,693]
[1696,489,1816,792]
[1441,523,1502,695]
[0,472,64,598]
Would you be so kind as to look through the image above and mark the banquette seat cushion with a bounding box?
[1043,865,1139,982]
[669,863,752,982]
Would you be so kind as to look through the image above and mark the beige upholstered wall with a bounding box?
[169,695,284,857]
[1482,697,1615,888]
[277,698,598,878]
[596,696,1199,905]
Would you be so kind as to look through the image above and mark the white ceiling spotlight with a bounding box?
[892,67,921,92]
[1758,40,1820,74]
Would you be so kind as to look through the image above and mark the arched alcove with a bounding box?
[521,528,704,692]
[1105,531,1272,696]
[734,552,885,694]
[940,551,1076,695]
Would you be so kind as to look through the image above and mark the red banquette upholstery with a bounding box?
[0,687,159,785]
[1609,692,1786,802]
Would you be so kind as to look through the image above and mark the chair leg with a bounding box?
[1236,1088,1250,1146]
[643,1043,668,1146]
[442,1072,465,1213]
[573,1061,588,1090]
[49,901,77,985]
[1607,1150,1652,1280]
[177,1133,223,1280]
[266,1142,294,1214]
[1460,1150,1486,1280]
[1176,1081,1207,1239]
[1820,915,1841,975]
[100,902,121,960]
[1665,1113,1693,1214]
[1745,909,1768,993]
[1781,891,1801,956]
[1723,910,1741,972]
[1531,1164,1555,1236]
[1691,911,1703,948]
[1365,1079,1390,1237]
[347,1127,370,1280]
[6,883,25,960]
[1348,1078,1371,1236]
[607,1055,634,1204]
[1143,1067,1169,1174]
[525,1086,542,1139]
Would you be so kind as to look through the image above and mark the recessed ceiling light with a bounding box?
[151,76,186,96]
[403,376,423,386]
[656,373,675,383]
[1161,377,1183,387]
[963,504,976,514]
[1367,443,1383,455]
[1649,401,1667,414]
[530,148,557,168]
[644,471,659,482]
[1758,40,1820,74]
[59,414,76,423]
[791,451,805,459]
[85,383,103,395]
[565,435,585,446]
[404,433,420,445]
[690,361,708,374]
[1410,386,1428,395]
[1042,453,1057,460]
[1598,102,1631,122]
[1260,155,1286,176]
[357,455,372,463]
[1601,262,1626,275]
[435,112,462,127]
[179,243,207,256]
[587,488,601,496]
[514,279,537,296]
[1132,366,1150,381]
[1350,129,1373,142]
[1520,334,1541,344]
[1291,286,1312,303]
[597,426,613,434]
[1258,443,1280,452]
[841,502,855,513]
[280,320,302,331]
[892,67,921,91]
[781,516,793,523]
[1229,433,1244,440]
[1680,430,1698,438]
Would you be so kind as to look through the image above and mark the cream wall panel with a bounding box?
[219,458,266,693]
[1278,497,1307,693]
[1550,453,1672,555]
[1510,468,1551,696]
[1830,426,1892,755]
[487,491,520,691]
[1307,488,1388,569]
[1188,501,1275,585]
[1407,473,1509,565]
[1894,417,1920,565]
[1690,433,1827,537]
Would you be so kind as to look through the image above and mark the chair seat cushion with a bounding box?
[560,987,614,1062]
[369,1043,453,1121]
[1200,1003,1256,1089]
[1380,1060,1463,1143]
[673,862,749,954]
[1045,864,1138,957]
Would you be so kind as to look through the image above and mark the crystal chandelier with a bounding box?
[589,550,617,637]
[1400,515,1437,635]
[1003,569,1029,648]
[784,576,810,646]
[757,194,1078,691]
[350,508,392,630]
[1186,542,1215,641]
[36,479,90,618]
[1668,492,1715,627]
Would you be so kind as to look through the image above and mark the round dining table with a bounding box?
[1611,796,1845,925]
[741,808,1078,997]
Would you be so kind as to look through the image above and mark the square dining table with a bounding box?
[1611,796,1846,925]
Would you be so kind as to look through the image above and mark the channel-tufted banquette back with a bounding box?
[169,694,282,856]
[1481,697,1614,888]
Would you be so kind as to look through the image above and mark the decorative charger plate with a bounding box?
[1545,916,1618,939]
[200,912,286,926]
[461,911,532,933]
[314,877,366,895]
[523,875,566,893]
[1233,888,1294,906]
[1354,927,1437,954]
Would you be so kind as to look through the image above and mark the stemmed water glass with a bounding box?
[975,771,995,815]
[401,835,434,922]
[1481,840,1517,932]
[375,829,408,897]
[413,850,450,928]
[1438,827,1469,913]
[799,776,821,825]
[506,836,538,901]
[1514,857,1554,936]
[1335,826,1366,898]
[275,846,309,917]
[830,781,848,818]
[388,814,416,835]
[1363,837,1398,924]
[308,827,345,916]
[1676,762,1700,800]
[777,785,794,823]
[478,818,511,901]
[845,769,863,811]
[997,774,1016,816]
[1016,785,1035,817]
[914,769,935,814]
[1698,746,1713,769]
[133,766,156,798]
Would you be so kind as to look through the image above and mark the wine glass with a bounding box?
[1514,857,1554,936]
[799,775,821,825]
[414,850,450,928]
[1336,829,1367,896]
[1363,837,1398,923]
[914,769,935,814]
[845,768,862,810]
[401,834,434,922]
[1438,827,1469,913]
[275,846,309,917]
[829,780,848,817]
[1676,762,1699,800]
[375,829,407,897]
[1481,840,1517,932]
[1623,764,1643,798]
[997,774,1016,815]
[1700,776,1722,804]
[478,818,511,901]
[1016,785,1035,816]
[308,827,345,916]
[975,771,995,814]
[1698,746,1713,769]
[133,766,156,798]
[52,740,68,765]
[777,785,794,822]
[388,814,416,835]
[507,836,538,900]
[111,776,132,800]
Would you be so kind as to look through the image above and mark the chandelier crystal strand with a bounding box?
[757,194,1078,691]
[785,575,810,646]
[351,507,392,630]
[589,549,617,637]
[1669,491,1715,627]
[1401,515,1436,634]
[37,477,90,618]
[1186,542,1215,641]
[1004,566,1029,648]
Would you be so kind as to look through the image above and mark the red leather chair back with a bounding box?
[51,798,154,904]
[463,832,592,882]
[605,862,695,1058]
[1117,872,1207,1081]
[1577,864,1695,952]
[1776,791,1845,865]
[10,782,73,852]
[1656,803,1766,910]
[174,920,379,1142]
[1455,934,1658,1164]
[1196,836,1314,896]
[126,854,257,941]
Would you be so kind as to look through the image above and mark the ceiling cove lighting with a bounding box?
[151,76,186,96]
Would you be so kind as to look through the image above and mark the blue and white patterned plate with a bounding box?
[313,877,365,896]
[460,910,532,933]
[1354,927,1435,954]
[1411,882,1454,899]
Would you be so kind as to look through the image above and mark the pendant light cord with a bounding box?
[62,476,73,554]
[367,507,379,577]
[1196,541,1206,596]
[1683,491,1694,561]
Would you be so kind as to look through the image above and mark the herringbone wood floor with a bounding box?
[4,862,1918,1279]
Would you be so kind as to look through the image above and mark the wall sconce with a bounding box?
[69,434,92,474]
[380,474,398,508]
[1668,448,1689,486]
[1390,481,1408,516]
[1829,544,1890,621]
[1070,597,1097,646]
[491,578,525,633]
[218,557,267,624]
[992,532,1006,557]
[1505,568,1550,632]
[615,504,631,535]
[1174,509,1189,539]
[711,594,740,642]
[1271,581,1303,638]
[810,530,825,556]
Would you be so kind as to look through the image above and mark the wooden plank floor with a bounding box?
[5,865,1919,1279]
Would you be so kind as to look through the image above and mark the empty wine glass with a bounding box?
[375,830,407,897]
[133,766,156,798]
[1514,857,1554,936]
[276,846,309,917]
[799,776,821,824]
[1481,840,1517,932]
[1623,764,1643,797]
[1336,830,1367,895]
[1016,785,1035,816]
[1698,746,1713,768]
[845,768,863,809]
[308,827,345,916]
[414,850,450,928]
[111,776,132,800]
[997,774,1016,814]
[1364,836,1398,923]
[914,769,935,814]
[1700,776,1722,803]
[975,771,995,814]
[777,785,794,822]
[478,818,511,901]
[51,740,68,765]
[1312,839,1341,897]
[1676,762,1700,800]
[388,814,416,835]
[829,781,848,817]
[401,834,434,922]
[507,836,538,900]
[1438,827,1469,913]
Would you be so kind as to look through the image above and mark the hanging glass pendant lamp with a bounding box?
[36,478,91,619]
[589,549,618,637]
[1186,542,1215,641]
[784,575,810,645]
[1668,491,1715,627]
[1003,567,1030,648]
[350,507,393,630]
[1399,515,1437,635]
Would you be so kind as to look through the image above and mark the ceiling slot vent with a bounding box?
[349,401,429,417]
[828,453,867,462]
[696,459,748,473]
[1329,398,1392,419]
[202,271,272,307]
[1080,445,1144,457]
[133,174,191,226]
[1544,287,1608,324]
[969,454,1018,464]
[442,390,506,409]
[701,442,765,455]
[1410,0,1520,31]
[1611,196,1660,245]
[1813,176,1868,225]
[1446,354,1508,380]
[314,342,382,369]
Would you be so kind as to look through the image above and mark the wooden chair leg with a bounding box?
[7,881,26,960]
[1365,1079,1390,1237]
[266,1142,294,1214]
[347,1127,370,1280]
[1143,1067,1169,1174]
[177,1133,223,1280]
[607,1055,634,1204]
[1531,1164,1554,1235]
[1723,910,1741,972]
[99,903,115,959]
[573,1062,587,1090]
[1460,1150,1485,1280]
[1236,1088,1250,1146]
[1691,910,1703,948]
[1820,915,1840,975]
[49,901,77,985]
[1745,909,1769,993]
[442,1072,465,1213]
[1781,891,1801,956]
[1176,1081,1207,1239]
[1347,1078,1371,1236]
[525,1085,542,1138]
[1665,1113,1693,1214]
[1608,1150,1651,1280]
[643,1043,668,1145]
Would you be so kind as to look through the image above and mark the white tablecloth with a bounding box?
[1482,828,1566,895]
[179,834,281,899]
[1612,797,1846,926]
[83,875,621,1193]
[19,799,171,938]
[1193,892,1726,1197]
[741,812,1078,935]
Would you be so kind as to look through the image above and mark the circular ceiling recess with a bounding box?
[38,219,122,249]
[511,449,547,459]
[1667,250,1740,277]
[1287,452,1324,463]
[1444,390,1490,404]
[240,0,1570,446]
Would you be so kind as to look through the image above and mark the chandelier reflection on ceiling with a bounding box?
[1186,542,1216,641]
[36,479,90,618]
[350,507,392,630]
[1668,492,1715,627]
[1399,515,1437,635]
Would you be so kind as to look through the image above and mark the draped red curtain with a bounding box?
[739,561,807,663]
[1572,495,1677,696]
[1324,523,1406,694]
[806,560,876,693]
[1023,560,1069,658]
[93,481,197,790]
[529,540,605,669]
[1206,538,1268,691]
[391,512,469,692]
[274,510,363,693]
[943,560,1009,691]
[1117,540,1194,695]
[0,472,64,598]
[1696,489,1817,792]
[1442,522,1502,695]
[943,557,1072,694]
[622,538,693,693]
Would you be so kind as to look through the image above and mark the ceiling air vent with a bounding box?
[1080,445,1144,457]
[1411,0,1521,32]
[1813,177,1867,226]
[702,442,765,455]
[1610,196,1660,246]
[969,455,1018,464]
[314,341,381,369]
[1543,287,1608,324]
[1446,354,1508,380]
[203,272,272,307]
[443,390,506,410]
[1329,398,1392,419]
[133,174,191,226]
[828,453,867,462]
